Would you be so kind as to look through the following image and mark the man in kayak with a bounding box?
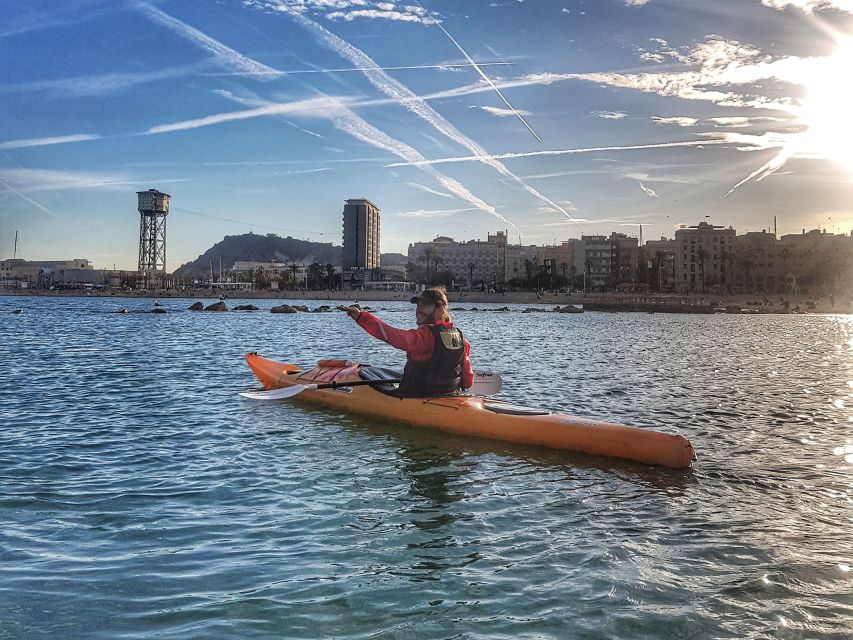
[338,287,474,397]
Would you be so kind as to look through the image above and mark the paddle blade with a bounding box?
[239,384,315,400]
[471,372,502,396]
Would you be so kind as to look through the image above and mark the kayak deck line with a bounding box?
[244,352,696,469]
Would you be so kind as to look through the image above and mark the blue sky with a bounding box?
[2,0,853,270]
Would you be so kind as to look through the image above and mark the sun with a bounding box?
[797,37,853,173]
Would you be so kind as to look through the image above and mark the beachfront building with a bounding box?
[752,229,853,295]
[0,258,97,289]
[408,231,508,289]
[641,237,677,292]
[407,232,574,290]
[675,222,736,293]
[568,233,638,292]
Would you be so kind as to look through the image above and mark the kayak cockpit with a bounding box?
[358,364,402,395]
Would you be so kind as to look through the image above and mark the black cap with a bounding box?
[410,288,448,306]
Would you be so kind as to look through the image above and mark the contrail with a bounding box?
[203,61,515,76]
[412,0,542,143]
[289,12,579,225]
[0,134,101,150]
[724,147,793,198]
[134,1,279,77]
[1,181,54,215]
[385,139,733,167]
[327,102,515,227]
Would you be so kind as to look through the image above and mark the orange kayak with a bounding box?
[245,353,696,469]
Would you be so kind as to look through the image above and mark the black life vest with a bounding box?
[397,324,465,397]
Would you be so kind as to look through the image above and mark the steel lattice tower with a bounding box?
[137,189,171,274]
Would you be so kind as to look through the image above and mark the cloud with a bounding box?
[759,0,853,13]
[639,182,659,197]
[708,116,752,128]
[651,116,698,127]
[624,0,651,6]
[0,134,101,150]
[245,0,439,24]
[593,111,627,119]
[708,116,790,128]
[326,9,433,23]
[469,105,532,117]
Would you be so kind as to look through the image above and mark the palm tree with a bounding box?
[696,247,709,293]
[288,263,299,290]
[523,259,533,289]
[417,246,443,284]
[325,263,336,289]
[468,262,475,291]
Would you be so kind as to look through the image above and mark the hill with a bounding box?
[173,233,409,275]
[173,233,341,276]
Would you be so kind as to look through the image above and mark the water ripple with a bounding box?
[1,296,851,638]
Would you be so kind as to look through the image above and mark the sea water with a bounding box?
[1,295,851,638]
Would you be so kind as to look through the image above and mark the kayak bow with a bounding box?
[244,352,696,469]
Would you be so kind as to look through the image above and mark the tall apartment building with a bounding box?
[342,199,380,270]
[674,222,736,292]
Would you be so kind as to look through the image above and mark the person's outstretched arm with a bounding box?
[338,306,433,359]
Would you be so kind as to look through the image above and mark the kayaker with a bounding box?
[338,287,474,397]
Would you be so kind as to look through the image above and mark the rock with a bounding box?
[313,305,331,312]
[149,307,167,314]
[450,307,467,311]
[204,301,229,311]
[293,305,310,312]
[523,307,547,313]
[11,309,23,314]
[188,301,204,311]
[271,304,297,314]
[234,304,259,311]
[554,305,583,313]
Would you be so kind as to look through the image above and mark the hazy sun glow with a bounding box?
[798,37,853,172]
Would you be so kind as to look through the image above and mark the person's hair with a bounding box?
[427,286,452,323]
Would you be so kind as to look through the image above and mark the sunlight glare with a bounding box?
[799,37,853,172]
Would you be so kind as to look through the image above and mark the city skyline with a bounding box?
[3,0,853,270]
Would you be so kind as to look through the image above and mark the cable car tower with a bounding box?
[137,189,170,286]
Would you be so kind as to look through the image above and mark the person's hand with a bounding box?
[337,304,361,320]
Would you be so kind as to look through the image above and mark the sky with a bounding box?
[2,0,853,270]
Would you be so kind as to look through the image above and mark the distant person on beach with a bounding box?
[338,286,474,397]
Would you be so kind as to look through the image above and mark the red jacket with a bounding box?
[355,311,475,389]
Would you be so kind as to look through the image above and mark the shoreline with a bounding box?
[2,288,846,313]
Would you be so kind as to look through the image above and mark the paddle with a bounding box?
[240,379,399,400]
[240,371,502,400]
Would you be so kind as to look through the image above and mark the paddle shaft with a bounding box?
[309,379,401,390]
